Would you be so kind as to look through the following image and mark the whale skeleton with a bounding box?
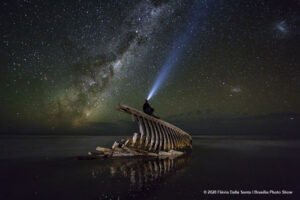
[88,104,192,158]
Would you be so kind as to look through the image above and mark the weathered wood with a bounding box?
[118,104,192,140]
[88,104,192,159]
[132,132,138,147]
[112,141,119,149]
[162,125,171,150]
[148,120,155,151]
[152,122,160,151]
[137,117,145,148]
[143,118,150,149]
[157,123,163,151]
[96,146,113,153]
[118,104,192,151]
[165,127,174,150]
[158,150,184,157]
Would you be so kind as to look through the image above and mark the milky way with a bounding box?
[0,0,299,134]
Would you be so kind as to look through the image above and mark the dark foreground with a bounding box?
[0,136,299,200]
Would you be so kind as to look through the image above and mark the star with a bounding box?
[276,20,288,34]
[231,86,241,93]
[0,0,298,134]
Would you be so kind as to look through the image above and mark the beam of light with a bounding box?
[147,1,204,100]
[147,34,188,100]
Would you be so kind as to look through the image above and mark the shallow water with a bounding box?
[0,136,299,199]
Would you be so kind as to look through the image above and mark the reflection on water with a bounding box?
[90,155,191,189]
[0,154,191,200]
[1,136,300,200]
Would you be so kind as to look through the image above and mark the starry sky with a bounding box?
[0,0,299,135]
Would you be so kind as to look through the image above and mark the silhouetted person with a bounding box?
[143,99,159,119]
[143,99,153,115]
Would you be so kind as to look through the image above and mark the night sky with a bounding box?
[0,0,299,135]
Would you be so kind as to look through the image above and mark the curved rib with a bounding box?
[152,122,160,151]
[157,124,167,151]
[118,104,192,151]
[161,125,171,150]
[137,117,145,147]
[148,120,155,151]
[142,118,150,149]
[165,127,174,150]
[156,123,163,151]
